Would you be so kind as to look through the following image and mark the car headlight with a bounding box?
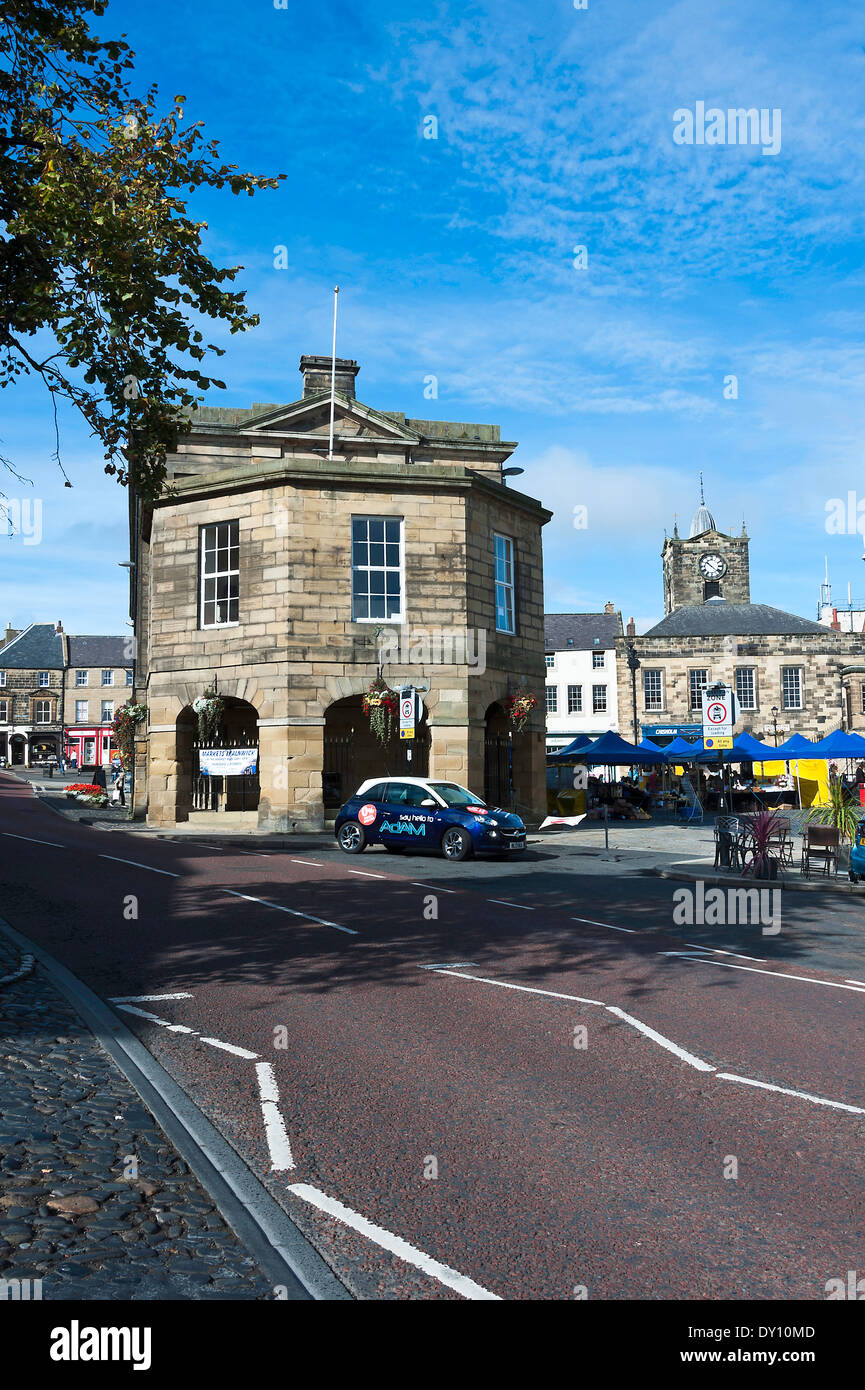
[485,827,500,839]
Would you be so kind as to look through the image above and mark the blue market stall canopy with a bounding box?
[638,737,665,753]
[812,730,865,758]
[547,733,595,759]
[664,735,703,758]
[581,731,668,765]
[773,734,819,758]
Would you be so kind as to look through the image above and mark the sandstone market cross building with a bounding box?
[130,356,551,831]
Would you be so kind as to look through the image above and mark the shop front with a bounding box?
[65,726,116,770]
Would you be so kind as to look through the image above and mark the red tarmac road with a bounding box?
[2,772,865,1300]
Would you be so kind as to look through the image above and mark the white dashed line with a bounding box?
[605,1006,715,1073]
[255,1063,295,1170]
[846,979,865,987]
[348,869,386,879]
[672,956,865,994]
[287,1184,501,1300]
[431,968,605,1007]
[2,831,66,848]
[291,859,325,866]
[717,1072,865,1116]
[488,899,534,910]
[221,888,358,935]
[572,915,636,933]
[411,883,458,893]
[200,1036,259,1060]
[110,993,193,1003]
[114,1004,197,1034]
[99,854,179,877]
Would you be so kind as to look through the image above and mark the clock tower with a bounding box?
[661,494,750,614]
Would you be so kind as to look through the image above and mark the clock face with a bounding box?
[699,551,727,580]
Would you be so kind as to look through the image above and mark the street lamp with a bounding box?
[771,705,779,747]
[625,641,641,744]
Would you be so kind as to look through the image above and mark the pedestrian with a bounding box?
[113,765,126,807]
[92,764,106,792]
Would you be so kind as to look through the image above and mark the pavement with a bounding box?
[3,767,865,1301]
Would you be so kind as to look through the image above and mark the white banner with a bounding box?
[199,747,257,777]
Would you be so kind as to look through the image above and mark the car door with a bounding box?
[379,782,439,848]
[353,781,389,844]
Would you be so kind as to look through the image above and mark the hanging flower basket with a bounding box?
[503,693,537,732]
[362,677,399,746]
[193,688,225,744]
[111,703,148,769]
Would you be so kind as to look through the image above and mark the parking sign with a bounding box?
[399,689,416,740]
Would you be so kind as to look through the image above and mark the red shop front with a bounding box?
[64,726,116,769]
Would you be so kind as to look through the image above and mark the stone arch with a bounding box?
[175,695,260,819]
[483,699,513,805]
[322,692,430,811]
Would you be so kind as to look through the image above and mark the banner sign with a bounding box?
[199,747,257,777]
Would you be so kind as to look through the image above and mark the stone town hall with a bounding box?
[130,355,550,830]
[616,497,865,744]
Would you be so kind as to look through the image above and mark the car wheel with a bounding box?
[850,871,858,884]
[337,821,366,854]
[441,827,472,861]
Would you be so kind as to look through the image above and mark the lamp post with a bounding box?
[771,705,779,747]
[625,641,640,745]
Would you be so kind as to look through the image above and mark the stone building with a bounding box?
[616,499,865,745]
[0,623,132,767]
[130,354,551,831]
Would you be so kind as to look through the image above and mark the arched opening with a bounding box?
[9,734,26,767]
[176,696,260,820]
[483,701,513,807]
[323,694,429,814]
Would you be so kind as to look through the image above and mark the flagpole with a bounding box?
[328,285,339,461]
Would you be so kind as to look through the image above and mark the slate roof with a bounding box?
[643,601,829,638]
[0,624,64,669]
[544,612,622,651]
[67,636,131,668]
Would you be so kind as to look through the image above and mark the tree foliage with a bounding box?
[0,0,283,500]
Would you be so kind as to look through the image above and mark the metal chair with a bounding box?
[769,815,795,868]
[713,815,744,870]
[801,825,839,878]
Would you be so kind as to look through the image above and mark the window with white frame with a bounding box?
[101,701,114,723]
[125,669,133,686]
[0,700,8,721]
[76,670,87,687]
[38,671,50,687]
[643,670,664,711]
[592,684,607,714]
[689,669,709,710]
[351,516,403,621]
[782,667,803,710]
[735,667,756,710]
[494,533,515,634]
[545,685,558,714]
[545,654,555,669]
[200,520,240,627]
[101,669,114,686]
[592,650,605,669]
[34,700,51,723]
[75,700,88,723]
[567,684,582,713]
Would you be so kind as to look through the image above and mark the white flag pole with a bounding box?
[328,285,340,461]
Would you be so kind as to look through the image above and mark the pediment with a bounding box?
[239,392,422,443]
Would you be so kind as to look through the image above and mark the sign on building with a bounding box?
[399,688,416,741]
[701,684,739,749]
[199,747,258,776]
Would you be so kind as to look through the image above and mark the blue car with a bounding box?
[334,776,527,861]
[849,820,865,882]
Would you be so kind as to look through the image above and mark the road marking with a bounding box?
[110,993,193,1003]
[287,1183,501,1301]
[419,962,478,970]
[572,915,636,933]
[255,1062,295,1170]
[114,1004,197,1034]
[221,888,358,935]
[348,869,386,879]
[846,979,865,987]
[605,1006,715,1073]
[412,883,458,893]
[199,1036,260,1060]
[685,945,766,962]
[99,854,179,878]
[2,831,66,848]
[291,858,325,866]
[717,1072,865,1117]
[488,899,534,910]
[431,969,605,1007]
[671,956,865,994]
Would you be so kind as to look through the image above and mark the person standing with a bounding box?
[113,765,126,807]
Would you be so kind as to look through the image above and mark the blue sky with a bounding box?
[3,0,865,635]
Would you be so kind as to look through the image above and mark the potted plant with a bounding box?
[111,703,147,769]
[362,677,398,746]
[806,781,861,870]
[503,693,538,733]
[193,688,224,744]
[744,808,783,880]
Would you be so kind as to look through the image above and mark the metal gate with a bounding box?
[192,734,260,812]
[484,732,513,807]
[323,724,431,809]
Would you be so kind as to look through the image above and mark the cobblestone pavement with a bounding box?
[0,936,274,1300]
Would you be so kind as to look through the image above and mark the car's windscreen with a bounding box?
[427,783,485,808]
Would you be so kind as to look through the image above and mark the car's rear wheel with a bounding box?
[337,821,366,854]
[441,827,471,861]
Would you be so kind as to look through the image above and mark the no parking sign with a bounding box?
[399,689,416,740]
[701,684,738,746]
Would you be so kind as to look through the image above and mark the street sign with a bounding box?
[703,734,733,750]
[399,688,416,741]
[701,684,735,741]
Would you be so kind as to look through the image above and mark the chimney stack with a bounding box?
[626,617,636,636]
[55,620,63,633]
[299,354,359,401]
[604,601,615,615]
